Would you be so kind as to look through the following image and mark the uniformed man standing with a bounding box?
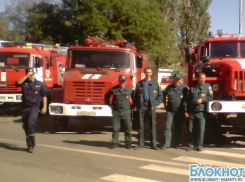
[134,67,163,150]
[17,68,47,153]
[184,73,213,151]
[161,74,188,150]
[105,75,133,149]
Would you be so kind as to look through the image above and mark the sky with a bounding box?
[0,0,245,35]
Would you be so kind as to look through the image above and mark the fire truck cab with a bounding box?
[49,37,150,131]
[184,30,245,115]
[0,42,67,107]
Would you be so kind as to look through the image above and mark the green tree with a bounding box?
[0,0,54,41]
[26,0,171,67]
[177,0,211,56]
[156,0,179,67]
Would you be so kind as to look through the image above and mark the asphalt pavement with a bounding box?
[1,106,245,182]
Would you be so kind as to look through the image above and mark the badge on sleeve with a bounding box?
[209,86,213,94]
[153,90,157,93]
[35,91,38,94]
[180,95,183,99]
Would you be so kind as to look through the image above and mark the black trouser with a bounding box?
[22,107,39,148]
[112,110,132,145]
[138,101,157,147]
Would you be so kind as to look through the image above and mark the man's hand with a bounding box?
[196,99,202,105]
[40,107,47,114]
[27,72,33,79]
[184,112,189,118]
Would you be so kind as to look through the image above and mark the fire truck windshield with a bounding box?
[210,42,237,58]
[0,53,30,68]
[70,50,130,69]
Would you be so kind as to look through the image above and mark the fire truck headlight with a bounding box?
[16,95,22,100]
[211,102,222,111]
[50,106,63,114]
[212,84,219,91]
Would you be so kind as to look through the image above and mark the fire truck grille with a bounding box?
[65,81,112,104]
[234,71,245,91]
[0,85,20,92]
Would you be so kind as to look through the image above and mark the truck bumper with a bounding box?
[49,103,113,116]
[0,94,22,103]
[208,100,245,113]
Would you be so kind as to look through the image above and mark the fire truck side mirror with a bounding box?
[35,57,43,67]
[136,56,143,68]
[38,58,43,67]
[201,56,210,63]
[50,57,54,66]
[40,58,43,66]
[191,53,197,62]
[185,47,192,63]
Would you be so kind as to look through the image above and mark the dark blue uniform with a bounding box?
[17,79,47,148]
[134,79,163,148]
[163,83,188,148]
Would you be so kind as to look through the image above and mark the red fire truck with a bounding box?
[184,30,245,118]
[49,37,151,131]
[0,42,67,109]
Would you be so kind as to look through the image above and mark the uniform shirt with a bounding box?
[17,79,47,108]
[134,79,163,107]
[144,80,150,100]
[163,83,188,112]
[105,85,133,111]
[184,83,213,112]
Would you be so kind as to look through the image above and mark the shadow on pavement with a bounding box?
[0,142,26,152]
[63,140,138,148]
[12,118,22,123]
[63,140,111,148]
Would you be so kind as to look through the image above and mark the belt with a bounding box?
[144,99,150,103]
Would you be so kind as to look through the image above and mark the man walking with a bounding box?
[17,68,47,153]
[105,75,133,149]
[134,67,163,150]
[184,73,213,151]
[161,73,188,150]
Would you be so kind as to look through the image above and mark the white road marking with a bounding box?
[231,148,245,150]
[173,156,245,167]
[0,138,185,167]
[101,174,162,182]
[201,150,245,159]
[141,164,188,176]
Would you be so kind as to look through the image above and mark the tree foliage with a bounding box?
[0,0,54,41]
[0,0,212,68]
[177,0,212,53]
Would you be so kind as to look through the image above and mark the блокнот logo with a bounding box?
[189,163,245,181]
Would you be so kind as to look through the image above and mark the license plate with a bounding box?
[0,96,6,100]
[77,111,96,116]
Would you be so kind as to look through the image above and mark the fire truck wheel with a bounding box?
[53,117,68,132]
